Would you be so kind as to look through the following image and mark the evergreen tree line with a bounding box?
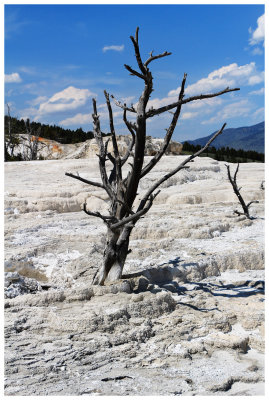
[4,116,111,145]
[182,141,264,163]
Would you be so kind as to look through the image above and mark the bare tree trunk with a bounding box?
[5,103,16,158]
[94,225,132,285]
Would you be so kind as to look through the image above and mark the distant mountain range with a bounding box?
[185,122,264,153]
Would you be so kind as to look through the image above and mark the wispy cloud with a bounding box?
[249,87,264,96]
[5,8,30,39]
[27,95,48,106]
[201,99,252,125]
[249,14,264,46]
[18,66,37,75]
[102,45,124,53]
[251,47,263,56]
[5,72,22,83]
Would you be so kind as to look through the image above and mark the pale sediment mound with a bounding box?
[13,134,183,160]
[4,155,264,395]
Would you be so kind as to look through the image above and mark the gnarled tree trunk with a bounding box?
[94,225,132,285]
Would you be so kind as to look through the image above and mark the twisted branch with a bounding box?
[130,27,147,75]
[65,172,105,189]
[146,87,240,118]
[110,190,160,230]
[141,72,187,178]
[144,50,172,67]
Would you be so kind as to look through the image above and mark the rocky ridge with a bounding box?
[14,134,183,160]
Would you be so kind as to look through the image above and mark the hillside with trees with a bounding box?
[4,116,95,144]
[186,122,264,153]
[182,142,264,163]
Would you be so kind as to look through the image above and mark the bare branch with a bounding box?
[104,91,123,191]
[247,200,259,208]
[65,172,105,189]
[121,108,136,165]
[225,163,258,219]
[124,64,145,80]
[110,191,160,230]
[233,162,240,184]
[130,27,147,75]
[234,210,244,216]
[111,94,136,113]
[141,73,187,178]
[144,51,172,67]
[92,98,114,199]
[83,203,117,225]
[104,90,122,183]
[138,124,226,211]
[146,87,240,118]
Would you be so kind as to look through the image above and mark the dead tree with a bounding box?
[226,163,259,219]
[5,103,19,160]
[66,27,239,285]
[21,120,48,161]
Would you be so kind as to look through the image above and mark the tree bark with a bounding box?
[93,226,132,285]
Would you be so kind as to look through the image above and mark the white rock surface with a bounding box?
[13,134,183,160]
[4,155,264,395]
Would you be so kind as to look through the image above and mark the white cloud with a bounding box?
[60,113,92,126]
[201,99,252,125]
[146,95,174,111]
[37,86,95,115]
[60,107,122,127]
[169,63,264,97]
[18,106,39,121]
[247,73,264,86]
[102,45,124,53]
[249,87,264,96]
[181,111,199,120]
[5,72,22,83]
[249,14,264,46]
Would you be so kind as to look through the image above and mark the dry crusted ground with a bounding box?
[4,156,265,396]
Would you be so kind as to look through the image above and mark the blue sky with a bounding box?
[4,3,265,141]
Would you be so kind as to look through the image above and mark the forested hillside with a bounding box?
[4,116,111,144]
[182,142,264,163]
[186,122,264,153]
